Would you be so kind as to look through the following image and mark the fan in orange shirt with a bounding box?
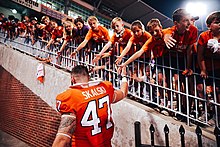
[52,65,128,147]
[163,8,198,75]
[115,20,151,65]
[46,20,64,49]
[197,11,220,124]
[92,17,133,64]
[71,16,110,57]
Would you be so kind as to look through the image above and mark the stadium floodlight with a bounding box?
[186,2,207,16]
[11,9,17,14]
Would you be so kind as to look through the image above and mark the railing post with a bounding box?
[214,126,220,147]
[150,124,155,146]
[179,125,185,147]
[134,121,141,147]
[195,125,202,147]
[164,124,169,147]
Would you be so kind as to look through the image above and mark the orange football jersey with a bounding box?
[56,80,115,147]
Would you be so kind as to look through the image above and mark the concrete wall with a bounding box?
[0,44,216,147]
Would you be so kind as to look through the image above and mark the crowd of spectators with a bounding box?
[0,10,219,127]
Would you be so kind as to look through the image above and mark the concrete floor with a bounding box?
[0,130,30,147]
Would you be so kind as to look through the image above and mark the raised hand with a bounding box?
[164,34,176,49]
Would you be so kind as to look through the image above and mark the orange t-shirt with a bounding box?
[198,30,220,71]
[141,29,168,58]
[164,25,198,54]
[110,28,133,53]
[51,26,63,39]
[129,31,151,58]
[85,25,110,43]
[56,80,115,147]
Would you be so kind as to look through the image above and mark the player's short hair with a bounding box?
[131,20,145,32]
[172,8,189,22]
[87,16,98,23]
[206,11,220,26]
[111,17,123,29]
[146,18,162,31]
[71,65,89,77]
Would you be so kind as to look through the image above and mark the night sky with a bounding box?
[144,0,220,18]
[143,0,220,31]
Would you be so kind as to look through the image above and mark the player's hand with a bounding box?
[164,34,176,49]
[115,56,123,65]
[200,70,208,79]
[92,54,101,64]
[182,68,193,76]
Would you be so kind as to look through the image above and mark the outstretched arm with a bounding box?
[92,41,112,64]
[115,40,132,65]
[52,113,76,147]
[123,49,145,66]
[71,39,89,57]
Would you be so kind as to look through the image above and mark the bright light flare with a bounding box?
[186,2,207,16]
[11,9,17,14]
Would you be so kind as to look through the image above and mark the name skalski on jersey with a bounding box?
[82,86,107,99]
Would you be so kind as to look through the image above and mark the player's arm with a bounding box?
[113,67,128,103]
[52,113,76,147]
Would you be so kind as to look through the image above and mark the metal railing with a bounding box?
[134,121,220,147]
[0,31,219,128]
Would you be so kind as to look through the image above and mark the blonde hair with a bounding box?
[87,16,98,23]
[63,21,74,36]
[111,17,123,29]
[146,18,162,31]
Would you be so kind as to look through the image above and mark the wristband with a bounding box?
[122,77,127,83]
